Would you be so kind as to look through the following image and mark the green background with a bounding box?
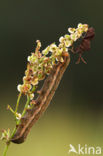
[0,0,103,155]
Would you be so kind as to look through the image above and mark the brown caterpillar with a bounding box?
[11,52,70,144]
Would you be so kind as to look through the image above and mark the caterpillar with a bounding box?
[11,52,70,144]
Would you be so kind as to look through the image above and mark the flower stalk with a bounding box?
[1,23,95,156]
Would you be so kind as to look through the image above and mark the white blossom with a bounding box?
[17,84,22,92]
[16,113,21,120]
[30,93,34,100]
[59,36,64,43]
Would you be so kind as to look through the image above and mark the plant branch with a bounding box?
[2,96,30,156]
[15,93,22,113]
[3,143,10,156]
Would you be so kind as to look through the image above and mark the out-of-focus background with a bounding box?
[0,0,103,155]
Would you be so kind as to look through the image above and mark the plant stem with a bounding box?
[15,93,22,113]
[22,95,30,117]
[3,143,10,156]
[2,95,30,156]
[10,95,30,139]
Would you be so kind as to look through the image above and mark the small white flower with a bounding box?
[27,56,31,62]
[68,28,76,33]
[64,40,72,47]
[49,43,57,53]
[27,55,37,64]
[42,46,50,55]
[83,24,88,32]
[64,34,71,39]
[58,43,64,48]
[70,33,78,41]
[27,105,30,109]
[63,47,68,52]
[54,48,63,56]
[32,78,38,85]
[50,43,57,48]
[58,49,63,55]
[59,36,64,43]
[78,23,83,28]
[17,84,22,92]
[30,93,34,100]
[42,49,48,55]
[16,113,21,120]
[23,76,26,82]
[76,27,83,35]
[27,84,32,90]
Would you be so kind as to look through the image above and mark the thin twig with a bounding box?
[15,93,22,113]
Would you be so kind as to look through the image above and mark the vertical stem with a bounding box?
[3,143,10,156]
[10,96,30,139]
[2,95,30,156]
[21,95,30,117]
[15,93,22,113]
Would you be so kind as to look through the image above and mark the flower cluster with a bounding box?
[1,129,10,142]
[17,23,88,100]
